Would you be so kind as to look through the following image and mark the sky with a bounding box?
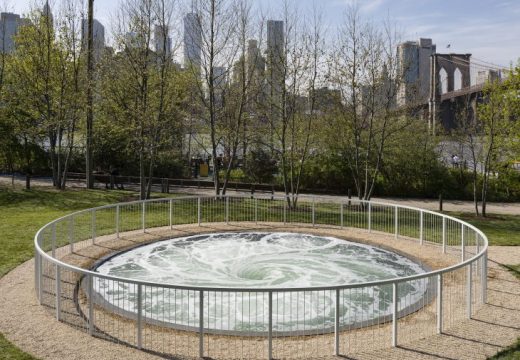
[6,0,520,68]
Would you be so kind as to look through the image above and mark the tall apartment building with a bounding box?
[183,13,202,69]
[81,18,105,59]
[266,20,284,89]
[0,12,21,53]
[154,25,172,57]
[397,38,436,106]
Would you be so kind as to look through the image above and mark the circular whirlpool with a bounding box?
[93,232,429,334]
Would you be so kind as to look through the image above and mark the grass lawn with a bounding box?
[448,212,520,246]
[0,185,519,359]
[0,185,176,360]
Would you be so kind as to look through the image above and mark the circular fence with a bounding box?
[34,195,488,359]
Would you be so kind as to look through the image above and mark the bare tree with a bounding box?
[188,0,236,195]
[326,6,406,201]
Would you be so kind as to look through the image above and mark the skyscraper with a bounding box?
[154,25,172,57]
[183,13,201,69]
[0,12,21,53]
[81,19,105,51]
[266,20,284,86]
[397,38,436,106]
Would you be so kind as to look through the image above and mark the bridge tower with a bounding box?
[428,53,471,134]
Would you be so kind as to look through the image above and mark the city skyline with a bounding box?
[4,0,519,68]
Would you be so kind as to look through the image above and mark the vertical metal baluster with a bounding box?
[55,264,61,320]
[255,198,258,224]
[268,291,273,360]
[116,205,120,238]
[51,222,56,258]
[169,198,173,229]
[437,273,443,334]
[340,204,344,228]
[88,274,94,336]
[481,251,487,304]
[442,217,446,253]
[419,211,424,245]
[394,206,398,239]
[312,197,315,227]
[368,202,371,232]
[142,202,146,233]
[91,210,96,244]
[226,196,229,224]
[199,290,204,358]
[137,284,143,348]
[467,264,472,319]
[69,216,74,253]
[461,224,465,261]
[392,282,398,347]
[334,288,340,355]
[198,198,201,226]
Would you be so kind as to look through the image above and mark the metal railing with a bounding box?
[34,195,488,359]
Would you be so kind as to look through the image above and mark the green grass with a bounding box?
[448,212,520,246]
[0,185,173,360]
[0,186,139,278]
[0,334,35,360]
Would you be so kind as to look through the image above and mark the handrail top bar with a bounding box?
[34,195,488,293]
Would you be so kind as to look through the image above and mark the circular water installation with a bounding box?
[93,232,429,334]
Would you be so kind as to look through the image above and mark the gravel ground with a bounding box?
[0,224,518,359]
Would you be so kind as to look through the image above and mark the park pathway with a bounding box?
[1,175,519,215]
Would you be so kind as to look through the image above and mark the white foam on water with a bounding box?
[94,232,428,332]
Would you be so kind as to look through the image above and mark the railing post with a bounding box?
[467,263,472,319]
[442,217,446,254]
[55,264,61,321]
[368,202,372,232]
[91,210,96,245]
[394,206,399,239]
[116,205,120,238]
[137,284,143,349]
[419,211,424,245]
[225,196,229,224]
[461,224,465,261]
[255,197,258,224]
[334,288,340,355]
[340,203,344,228]
[169,199,173,229]
[283,198,287,225]
[199,290,204,358]
[142,202,146,233]
[312,197,315,227]
[51,222,56,258]
[392,282,398,347]
[481,251,487,304]
[37,252,43,304]
[69,216,74,253]
[88,274,94,336]
[268,291,273,360]
[437,273,443,334]
[197,198,201,226]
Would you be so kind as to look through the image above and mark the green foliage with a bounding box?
[244,149,277,184]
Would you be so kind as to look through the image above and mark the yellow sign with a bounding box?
[199,163,209,177]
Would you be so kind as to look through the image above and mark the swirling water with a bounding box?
[94,232,428,333]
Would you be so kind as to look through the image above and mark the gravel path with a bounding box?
[0,223,518,359]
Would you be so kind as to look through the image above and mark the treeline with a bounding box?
[0,0,519,216]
